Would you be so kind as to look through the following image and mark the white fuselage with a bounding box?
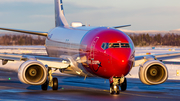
[46,27,90,57]
[45,27,96,76]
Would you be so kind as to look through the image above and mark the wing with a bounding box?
[133,52,180,85]
[0,27,48,36]
[134,52,180,67]
[0,53,70,69]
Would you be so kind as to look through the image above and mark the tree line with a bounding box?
[128,33,180,46]
[0,34,45,45]
[0,33,180,46]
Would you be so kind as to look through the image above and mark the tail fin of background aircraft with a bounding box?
[54,0,69,27]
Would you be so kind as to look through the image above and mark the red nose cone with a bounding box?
[80,27,135,78]
[110,48,133,77]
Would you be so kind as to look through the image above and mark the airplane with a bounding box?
[0,0,178,94]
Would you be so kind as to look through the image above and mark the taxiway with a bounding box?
[0,71,180,101]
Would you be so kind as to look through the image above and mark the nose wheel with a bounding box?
[120,78,127,91]
[109,77,127,94]
[110,84,119,94]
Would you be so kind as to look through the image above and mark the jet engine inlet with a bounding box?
[139,60,168,85]
[146,65,165,82]
[25,65,44,83]
[18,60,47,85]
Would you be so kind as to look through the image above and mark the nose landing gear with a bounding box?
[110,84,119,94]
[109,77,127,94]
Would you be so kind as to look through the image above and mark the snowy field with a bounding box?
[135,46,180,56]
[0,45,47,55]
[0,45,180,80]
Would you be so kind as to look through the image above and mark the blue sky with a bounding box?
[0,0,180,31]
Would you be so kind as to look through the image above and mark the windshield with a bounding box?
[101,43,130,50]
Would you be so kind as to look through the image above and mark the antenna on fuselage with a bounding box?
[54,0,69,27]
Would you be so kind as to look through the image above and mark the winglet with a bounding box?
[55,0,69,27]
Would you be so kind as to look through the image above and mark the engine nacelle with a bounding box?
[18,60,47,85]
[139,60,168,85]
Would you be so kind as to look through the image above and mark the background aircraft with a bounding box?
[0,0,177,94]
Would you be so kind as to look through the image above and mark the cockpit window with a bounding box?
[121,43,130,48]
[101,43,109,50]
[101,42,130,50]
[105,43,109,49]
[101,43,105,49]
[109,43,120,48]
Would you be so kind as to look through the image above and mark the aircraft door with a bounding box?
[90,37,100,72]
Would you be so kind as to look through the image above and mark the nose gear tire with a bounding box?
[120,78,127,91]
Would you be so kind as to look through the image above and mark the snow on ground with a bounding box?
[135,46,180,56]
[0,45,47,55]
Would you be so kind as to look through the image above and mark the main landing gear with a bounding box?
[41,67,58,91]
[109,77,127,94]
